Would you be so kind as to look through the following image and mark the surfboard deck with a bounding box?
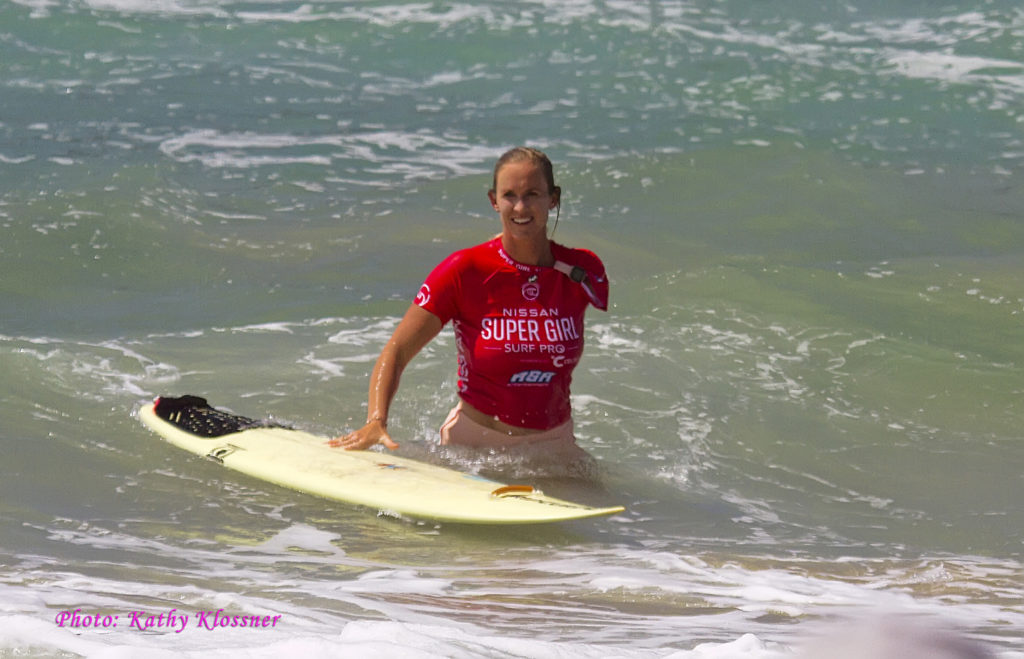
[137,396,625,525]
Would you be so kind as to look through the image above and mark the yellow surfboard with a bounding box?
[138,396,624,525]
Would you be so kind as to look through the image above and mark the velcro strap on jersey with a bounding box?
[553,259,604,308]
[553,260,586,282]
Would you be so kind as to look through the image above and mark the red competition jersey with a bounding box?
[415,237,608,430]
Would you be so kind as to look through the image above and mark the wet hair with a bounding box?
[490,146,560,198]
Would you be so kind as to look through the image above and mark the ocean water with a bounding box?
[1,0,1022,657]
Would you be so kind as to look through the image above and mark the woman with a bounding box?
[331,147,608,457]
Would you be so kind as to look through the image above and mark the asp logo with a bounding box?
[509,370,555,384]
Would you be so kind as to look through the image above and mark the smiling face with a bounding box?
[487,159,560,245]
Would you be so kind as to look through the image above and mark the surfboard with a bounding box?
[137,395,625,525]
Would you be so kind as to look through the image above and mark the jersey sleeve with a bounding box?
[414,249,466,324]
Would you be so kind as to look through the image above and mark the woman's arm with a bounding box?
[329,304,443,450]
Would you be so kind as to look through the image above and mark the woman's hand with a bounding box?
[328,419,399,451]
[329,305,441,451]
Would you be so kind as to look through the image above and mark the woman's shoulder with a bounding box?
[429,237,502,277]
[551,241,606,273]
[444,237,500,263]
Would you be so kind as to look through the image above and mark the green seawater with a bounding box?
[1,1,1022,656]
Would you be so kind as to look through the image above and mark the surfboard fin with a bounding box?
[153,395,287,438]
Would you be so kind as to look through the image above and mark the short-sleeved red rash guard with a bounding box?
[415,237,608,430]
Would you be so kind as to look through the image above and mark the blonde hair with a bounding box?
[490,147,559,196]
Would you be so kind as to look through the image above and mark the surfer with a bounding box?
[331,147,608,460]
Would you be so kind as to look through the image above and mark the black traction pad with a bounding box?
[153,395,286,438]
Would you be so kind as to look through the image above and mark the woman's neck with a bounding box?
[500,234,554,267]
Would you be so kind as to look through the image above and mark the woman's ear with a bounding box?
[487,189,498,210]
[550,186,561,208]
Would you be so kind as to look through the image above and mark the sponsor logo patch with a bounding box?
[415,283,431,307]
[509,370,555,384]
